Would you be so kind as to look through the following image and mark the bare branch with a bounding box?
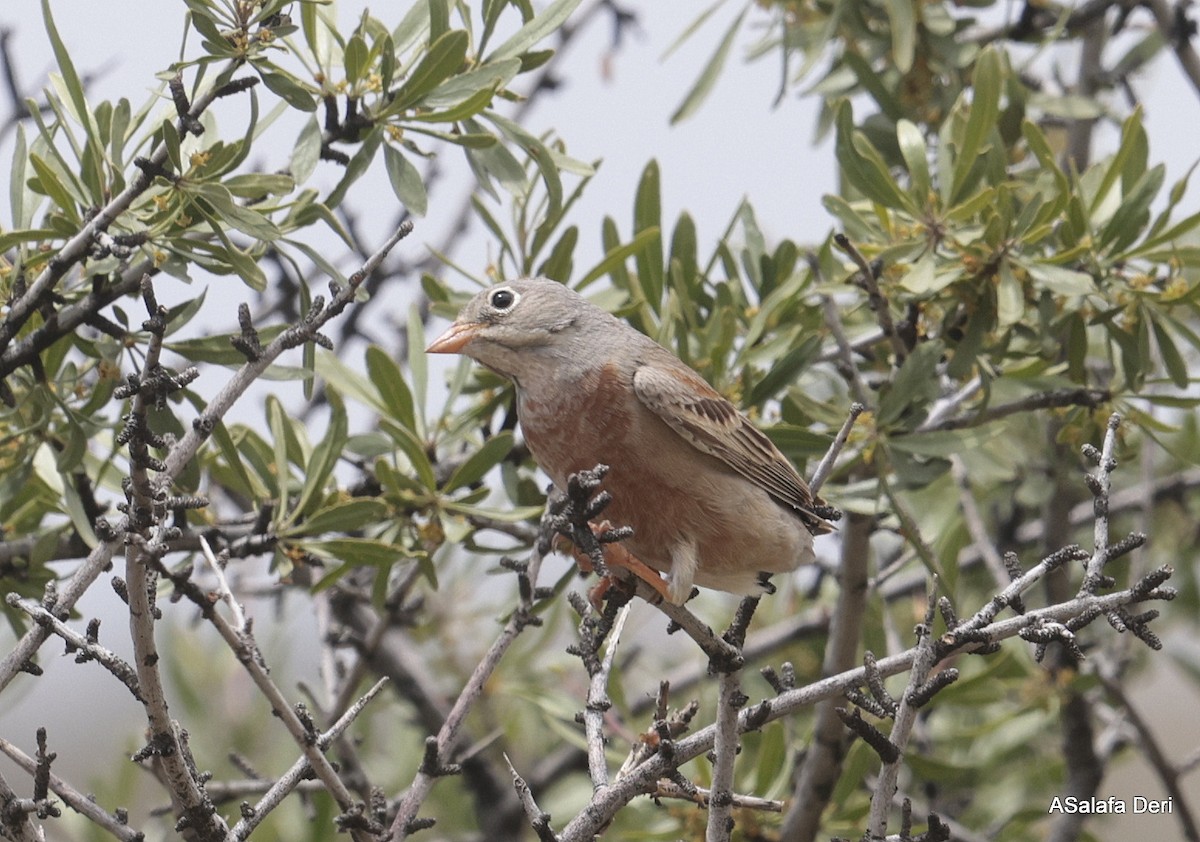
[389,547,548,839]
[809,401,864,494]
[835,233,906,364]
[229,678,389,840]
[0,734,141,842]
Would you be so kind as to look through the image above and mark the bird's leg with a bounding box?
[565,521,672,607]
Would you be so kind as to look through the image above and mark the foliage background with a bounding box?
[0,1,1198,841]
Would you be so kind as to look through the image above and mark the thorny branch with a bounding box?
[0,224,414,841]
[388,539,552,839]
[506,413,1174,841]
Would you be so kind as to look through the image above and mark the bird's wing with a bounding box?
[633,362,832,534]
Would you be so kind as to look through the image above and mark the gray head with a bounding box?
[426,277,618,380]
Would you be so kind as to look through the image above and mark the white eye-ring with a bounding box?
[488,287,520,312]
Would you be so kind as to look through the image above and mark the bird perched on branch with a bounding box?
[427,277,832,604]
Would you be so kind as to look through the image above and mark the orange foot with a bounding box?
[565,520,672,608]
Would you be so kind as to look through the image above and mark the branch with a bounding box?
[119,277,225,840]
[835,233,907,364]
[1145,0,1200,104]
[581,602,632,790]
[867,588,956,838]
[0,733,141,842]
[706,669,746,841]
[915,387,1111,432]
[555,568,1173,840]
[229,678,389,841]
[809,401,864,493]
[1098,668,1200,841]
[0,543,116,693]
[780,513,872,839]
[4,596,142,700]
[158,221,414,484]
[0,64,255,367]
[389,546,549,839]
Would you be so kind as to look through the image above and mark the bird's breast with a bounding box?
[517,362,636,484]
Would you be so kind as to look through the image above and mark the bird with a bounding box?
[426,277,832,604]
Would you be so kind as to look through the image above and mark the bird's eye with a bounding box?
[489,287,518,311]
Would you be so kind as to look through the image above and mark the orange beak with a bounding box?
[426,321,483,354]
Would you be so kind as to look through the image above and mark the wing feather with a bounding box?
[633,363,832,534]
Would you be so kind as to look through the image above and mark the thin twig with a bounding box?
[199,536,247,632]
[655,779,782,812]
[229,679,389,840]
[389,549,546,839]
[1146,0,1200,105]
[809,402,864,494]
[506,755,559,842]
[867,586,950,838]
[821,296,871,405]
[4,596,142,700]
[706,669,745,841]
[584,603,631,790]
[0,735,142,842]
[834,233,907,364]
[555,571,1173,841]
[1080,413,1121,595]
[950,456,1011,589]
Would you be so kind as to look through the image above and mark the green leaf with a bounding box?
[0,228,57,253]
[427,0,449,41]
[392,30,469,112]
[422,58,521,109]
[186,181,281,241]
[952,46,1002,203]
[383,144,428,216]
[223,173,295,199]
[1091,108,1147,216]
[382,419,437,491]
[10,123,29,228]
[284,499,389,538]
[290,393,349,521]
[485,110,563,218]
[1150,316,1189,389]
[885,0,917,72]
[407,304,428,420]
[576,226,661,290]
[291,117,323,185]
[443,431,515,493]
[214,420,270,500]
[670,5,746,124]
[61,473,99,550]
[1099,164,1165,253]
[315,349,387,414]
[747,335,822,406]
[996,261,1025,329]
[259,69,318,111]
[877,341,944,427]
[408,82,499,123]
[305,537,413,568]
[1021,261,1096,296]
[834,105,919,212]
[633,160,664,309]
[486,0,581,62]
[268,396,291,517]
[897,119,931,202]
[41,0,98,146]
[366,345,417,432]
[28,153,79,220]
[344,33,369,84]
[839,51,903,122]
[897,253,960,295]
[538,224,577,281]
